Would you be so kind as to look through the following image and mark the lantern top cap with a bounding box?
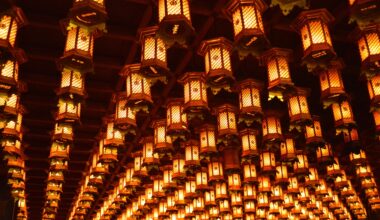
[260,47,293,65]
[138,25,159,42]
[178,72,207,83]
[198,37,233,56]
[292,9,335,31]
[120,63,141,76]
[234,78,264,90]
[226,0,268,15]
[213,103,238,113]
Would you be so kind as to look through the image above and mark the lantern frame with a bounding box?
[199,124,218,155]
[56,68,86,101]
[178,72,209,114]
[113,92,137,131]
[235,79,263,120]
[214,103,238,137]
[239,128,259,158]
[318,61,346,104]
[166,98,188,136]
[280,136,296,162]
[285,87,312,125]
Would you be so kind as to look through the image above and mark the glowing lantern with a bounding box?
[59,23,94,72]
[57,68,85,101]
[3,112,22,140]
[0,60,18,92]
[138,26,168,77]
[243,183,256,200]
[236,79,263,121]
[373,110,380,132]
[318,63,346,104]
[133,152,148,177]
[232,206,243,218]
[215,182,228,200]
[293,9,335,70]
[2,138,22,157]
[316,143,333,163]
[269,201,280,214]
[361,177,376,189]
[357,24,380,74]
[153,176,165,198]
[49,142,70,160]
[152,119,173,154]
[198,37,234,88]
[335,170,349,188]
[52,122,73,143]
[243,162,257,183]
[159,200,168,217]
[69,0,107,26]
[48,170,64,183]
[280,136,296,161]
[326,157,341,177]
[258,176,271,192]
[178,72,208,113]
[305,167,319,186]
[356,164,372,178]
[271,185,283,201]
[163,165,177,189]
[199,124,217,155]
[56,99,81,122]
[0,7,25,59]
[368,75,380,109]
[286,87,311,125]
[195,168,209,191]
[172,155,185,180]
[204,190,216,207]
[122,63,153,109]
[185,177,197,199]
[261,48,294,99]
[228,173,242,191]
[166,194,177,212]
[219,199,230,214]
[262,115,283,144]
[275,164,288,185]
[208,160,224,183]
[185,203,194,218]
[193,196,205,213]
[283,193,295,209]
[240,129,259,158]
[141,136,159,166]
[2,93,20,117]
[183,139,200,168]
[114,93,136,131]
[226,0,268,57]
[166,98,188,136]
[349,149,367,165]
[99,139,118,163]
[260,151,276,173]
[293,151,309,175]
[342,128,360,146]
[305,116,325,147]
[298,186,310,203]
[257,192,269,208]
[157,0,193,46]
[104,119,124,147]
[244,200,255,213]
[214,104,238,137]
[332,101,355,128]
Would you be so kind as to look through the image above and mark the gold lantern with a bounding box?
[152,176,165,198]
[280,136,296,161]
[104,118,124,147]
[152,119,173,154]
[2,112,22,139]
[0,60,19,92]
[316,143,333,163]
[157,0,194,46]
[138,26,168,77]
[275,164,288,185]
[236,79,263,121]
[228,173,242,191]
[271,185,283,201]
[121,63,152,109]
[178,72,208,113]
[258,176,271,192]
[204,190,216,207]
[209,206,219,218]
[141,136,159,166]
[68,0,107,26]
[163,165,177,189]
[185,177,197,199]
[261,48,294,100]
[357,25,380,77]
[269,201,280,214]
[195,168,209,191]
[114,93,136,130]
[243,162,257,183]
[305,116,325,147]
[285,87,311,126]
[257,192,269,208]
[2,93,20,118]
[2,138,22,157]
[350,149,367,165]
[292,9,335,70]
[239,129,258,158]
[185,203,194,218]
[342,127,359,145]
[373,110,380,133]
[219,199,231,214]
[49,142,70,160]
[262,115,283,144]
[226,0,268,57]
[298,186,310,203]
[183,139,200,168]
[59,22,94,72]
[368,74,380,109]
[293,151,309,175]
[232,206,243,218]
[243,183,256,200]
[166,194,177,212]
[208,159,224,183]
[356,164,372,178]
[48,170,64,183]
[244,200,256,213]
[172,154,185,180]
[283,193,295,209]
[305,167,319,186]
[52,122,73,143]
[57,68,85,100]
[199,124,217,155]
[193,196,205,213]
[166,98,188,136]
[56,98,81,122]
[99,139,118,163]
[335,170,349,188]
[260,151,276,173]
[198,37,234,88]
[133,152,148,178]
[361,177,376,189]
[318,63,346,105]
[214,104,238,137]
[331,101,355,129]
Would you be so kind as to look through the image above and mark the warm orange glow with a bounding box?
[239,129,258,158]
[332,101,355,127]
[152,119,173,153]
[236,79,263,118]
[166,98,188,135]
[260,151,276,172]
[199,124,217,155]
[286,88,311,124]
[179,72,208,113]
[262,115,282,142]
[280,137,296,161]
[215,104,237,137]
[123,64,153,107]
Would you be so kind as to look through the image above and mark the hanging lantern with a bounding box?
[356,164,372,178]
[258,176,271,192]
[162,165,177,189]
[199,124,217,155]
[275,164,289,185]
[256,207,267,218]
[2,138,22,157]
[158,200,168,217]
[208,159,224,184]
[141,136,159,167]
[298,186,310,203]
[305,167,319,187]
[99,139,118,163]
[204,190,216,207]
[47,170,64,183]
[227,173,242,191]
[157,0,194,46]
[368,75,380,110]
[3,112,22,139]
[104,118,124,147]
[257,192,269,208]
[236,79,263,122]
[183,139,200,168]
[261,48,294,100]
[219,199,231,214]
[196,168,210,191]
[52,122,73,143]
[315,179,328,196]
[292,9,335,71]
[332,101,355,129]
[193,196,205,213]
[357,25,380,76]
[285,87,312,126]
[178,72,208,114]
[2,93,20,117]
[209,206,219,217]
[49,142,70,160]
[280,136,296,161]
[226,0,268,57]
[152,119,173,154]
[239,129,259,158]
[68,0,107,26]
[243,162,257,183]
[260,151,276,173]
[269,201,280,214]
[0,60,18,92]
[185,177,197,199]
[172,154,185,180]
[305,116,325,147]
[214,104,238,137]
[271,185,283,201]
[166,194,177,212]
[59,22,94,72]
[349,149,367,165]
[133,152,148,178]
[244,200,255,213]
[262,115,283,145]
[326,157,341,177]
[138,26,168,77]
[335,170,349,188]
[373,110,380,133]
[283,193,295,209]
[198,37,234,89]
[166,98,188,136]
[114,93,136,131]
[315,143,333,163]
[318,63,346,105]
[361,177,376,189]
[152,176,165,198]
[185,203,194,218]
[57,68,85,101]
[293,151,309,175]
[243,183,256,200]
[56,98,81,122]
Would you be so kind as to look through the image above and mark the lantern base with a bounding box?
[114,118,137,132]
[126,95,153,111]
[0,40,16,63]
[362,56,380,79]
[3,145,22,157]
[2,128,21,140]
[58,50,94,73]
[234,31,270,59]
[321,88,347,108]
[89,178,103,186]
[69,0,108,27]
[104,138,124,147]
[302,45,336,72]
[157,16,194,47]
[92,166,108,175]
[47,176,65,183]
[0,76,18,94]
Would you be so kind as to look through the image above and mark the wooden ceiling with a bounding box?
[0,0,379,219]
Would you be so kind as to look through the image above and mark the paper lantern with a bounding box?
[99,139,118,163]
[236,79,263,120]
[52,122,73,143]
[262,115,283,144]
[0,7,25,59]
[152,119,173,154]
[49,142,70,160]
[172,155,185,180]
[185,177,197,199]
[243,162,257,183]
[204,189,216,207]
[219,199,231,214]
[69,0,107,26]
[174,187,186,207]
[57,68,85,100]
[166,98,188,136]
[232,206,243,218]
[356,24,380,74]
[243,183,256,200]
[56,99,81,122]
[183,139,200,168]
[195,168,209,191]
[157,0,194,46]
[275,164,288,185]
[209,206,219,218]
[316,143,333,163]
[178,72,208,113]
[104,119,124,147]
[367,74,380,109]
[257,192,269,208]
[260,151,276,173]
[349,149,367,165]
[215,182,228,200]
[141,136,159,166]
[163,165,177,189]
[326,157,341,177]
[285,87,311,125]
[226,0,268,57]
[185,203,194,218]
[258,176,271,192]
[166,194,177,212]
[158,200,168,217]
[138,26,168,77]
[0,60,19,92]
[199,124,217,155]
[198,37,234,88]
[122,63,153,109]
[280,136,296,161]
[332,101,355,128]
[208,160,224,183]
[59,23,94,72]
[244,200,255,213]
[214,104,238,137]
[239,129,259,158]
[305,116,325,147]
[114,93,136,130]
[318,64,346,104]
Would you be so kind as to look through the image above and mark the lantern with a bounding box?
[368,75,380,109]
[318,63,346,104]
[215,182,228,200]
[243,162,257,183]
[286,87,312,125]
[316,143,333,163]
[48,170,64,183]
[335,170,349,188]
[236,79,263,121]
[153,176,165,198]
[104,119,124,146]
[185,177,197,199]
[293,9,335,70]
[373,110,380,133]
[52,122,73,143]
[167,194,177,212]
[356,24,380,75]
[68,0,107,26]
[298,186,310,203]
[183,139,200,168]
[114,93,136,130]
[163,165,177,189]
[257,192,269,208]
[244,200,256,213]
[293,151,309,175]
[152,119,173,154]
[214,104,238,137]
[57,68,85,100]
[356,164,372,178]
[305,116,325,147]
[271,185,283,201]
[141,136,159,166]
[262,115,283,144]
[0,60,18,92]
[283,193,295,209]
[315,179,328,196]
[172,155,185,180]
[133,152,148,177]
[219,199,231,214]
[195,168,209,191]
[99,139,118,163]
[2,138,22,157]
[209,206,219,217]
[49,142,70,160]
[138,26,168,77]
[239,129,258,158]
[204,190,216,207]
[326,157,341,177]
[280,136,296,161]
[275,164,288,185]
[350,149,367,165]
[260,151,276,173]
[157,0,194,46]
[198,37,234,88]
[193,196,205,213]
[166,98,188,136]
[243,183,256,200]
[232,206,243,218]
[178,72,208,113]
[226,0,268,57]
[2,93,20,117]
[305,167,319,186]
[59,22,94,72]
[199,124,217,155]
[361,177,376,189]
[258,176,271,192]
[2,112,22,140]
[261,48,294,99]
[122,63,153,109]
[56,98,81,122]
[269,201,280,214]
[227,173,242,191]
[208,160,224,183]
[332,101,355,128]
[185,203,194,218]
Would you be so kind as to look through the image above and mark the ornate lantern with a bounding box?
[260,151,276,173]
[172,155,185,180]
[261,48,294,100]
[293,151,309,175]
[226,0,268,57]
[99,139,118,163]
[258,176,271,192]
[133,152,148,178]
[331,101,355,129]
[193,196,205,213]
[114,93,136,131]
[349,149,367,165]
[275,164,289,185]
[292,9,335,70]
[335,170,349,188]
[185,177,197,198]
[52,122,73,143]
[244,200,256,213]
[178,72,208,113]
[49,142,70,160]
[56,98,81,122]
[361,177,376,189]
[316,143,333,163]
[280,136,296,161]
[199,124,217,155]
[138,26,168,77]
[0,60,18,92]
[271,185,283,201]
[357,24,380,75]
[298,186,310,203]
[153,176,165,198]
[2,93,20,117]
[163,165,177,189]
[243,162,257,183]
[228,173,242,191]
[214,104,238,137]
[198,37,234,88]
[327,157,341,177]
[283,193,295,209]
[57,68,85,100]
[59,22,94,72]
[68,0,107,26]
[285,87,311,126]
[195,168,209,191]
[166,98,188,136]
[243,183,256,200]
[48,170,64,183]
[141,136,159,167]
[236,79,263,121]
[104,119,124,146]
[262,115,283,144]
[183,139,200,168]
[3,112,22,139]
[208,159,224,183]
[152,119,173,154]
[122,63,153,109]
[239,129,259,158]
[305,167,319,186]
[305,116,325,147]
[373,110,380,133]
[356,164,372,178]
[209,206,219,218]
[157,0,194,46]
[367,75,380,109]
[219,199,231,214]
[318,63,346,105]
[2,138,22,157]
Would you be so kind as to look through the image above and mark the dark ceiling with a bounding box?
[0,0,379,219]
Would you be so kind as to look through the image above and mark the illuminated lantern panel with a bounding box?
[293,151,309,175]
[305,116,324,147]
[236,79,263,119]
[367,75,380,108]
[178,72,208,113]
[319,66,346,102]
[152,119,173,154]
[58,68,85,100]
[141,136,159,166]
[316,143,333,163]
[2,112,22,139]
[208,160,224,183]
[226,0,268,57]
[258,176,271,193]
[240,129,258,158]
[56,99,81,122]
[114,94,136,130]
[0,59,18,91]
[198,37,234,87]
[214,104,237,137]
[280,137,296,161]
[104,120,124,146]
[275,164,289,185]
[293,9,335,67]
[331,101,355,128]
[60,23,94,72]
[49,142,70,160]
[357,24,380,72]
[172,155,185,180]
[243,162,257,183]
[286,88,311,125]
[166,98,188,135]
[199,124,217,155]
[262,115,282,143]
[305,167,319,186]
[260,151,276,173]
[157,0,193,46]
[0,8,25,56]
[342,127,359,144]
[69,0,107,26]
[99,139,118,163]
[2,93,19,116]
